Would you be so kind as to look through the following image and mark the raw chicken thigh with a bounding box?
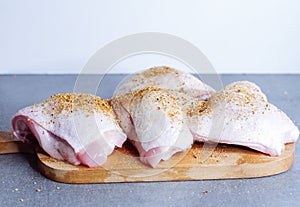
[10,64,299,170]
[12,93,127,167]
[111,87,193,167]
[188,81,299,156]
[114,66,215,100]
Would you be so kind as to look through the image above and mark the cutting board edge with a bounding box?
[1,131,296,184]
[36,148,295,184]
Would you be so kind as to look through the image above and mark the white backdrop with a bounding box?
[0,0,299,74]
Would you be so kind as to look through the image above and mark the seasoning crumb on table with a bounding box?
[202,191,208,195]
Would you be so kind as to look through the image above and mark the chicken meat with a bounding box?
[114,66,215,100]
[12,93,127,167]
[111,87,193,167]
[188,81,299,155]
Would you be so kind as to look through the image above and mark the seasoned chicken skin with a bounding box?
[114,66,215,100]
[188,81,299,155]
[12,93,127,167]
[111,87,193,167]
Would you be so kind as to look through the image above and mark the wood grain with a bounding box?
[0,131,295,183]
[0,131,33,154]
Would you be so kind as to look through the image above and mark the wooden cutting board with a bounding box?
[0,131,295,183]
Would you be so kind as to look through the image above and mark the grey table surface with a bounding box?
[0,74,299,207]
